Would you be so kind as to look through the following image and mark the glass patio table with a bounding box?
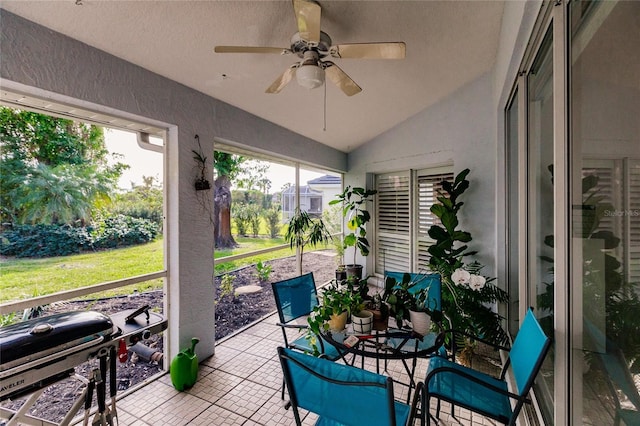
[321,327,445,403]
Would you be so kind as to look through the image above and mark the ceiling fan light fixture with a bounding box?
[296,64,325,89]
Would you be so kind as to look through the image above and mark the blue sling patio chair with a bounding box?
[422,307,551,426]
[272,273,341,399]
[277,346,422,426]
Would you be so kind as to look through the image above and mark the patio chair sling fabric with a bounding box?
[423,308,551,425]
[271,272,340,360]
[277,347,420,426]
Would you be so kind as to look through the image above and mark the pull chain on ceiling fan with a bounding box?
[214,0,406,96]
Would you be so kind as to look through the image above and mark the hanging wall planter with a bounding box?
[192,135,211,191]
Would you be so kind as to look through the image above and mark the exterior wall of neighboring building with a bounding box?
[307,177,341,218]
[280,185,324,221]
[281,175,341,222]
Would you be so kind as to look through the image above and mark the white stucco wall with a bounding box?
[0,9,347,362]
[347,72,498,278]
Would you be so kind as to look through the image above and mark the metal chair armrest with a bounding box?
[276,322,309,330]
[425,364,529,404]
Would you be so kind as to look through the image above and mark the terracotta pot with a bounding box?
[409,310,431,336]
[370,308,389,331]
[351,310,374,334]
[328,311,348,332]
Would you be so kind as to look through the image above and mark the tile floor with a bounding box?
[113,312,499,426]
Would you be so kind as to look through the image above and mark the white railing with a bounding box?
[0,271,166,316]
[0,233,341,317]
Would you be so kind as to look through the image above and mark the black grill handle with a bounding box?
[125,305,150,324]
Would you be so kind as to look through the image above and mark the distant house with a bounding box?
[281,175,341,222]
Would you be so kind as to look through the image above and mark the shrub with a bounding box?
[91,214,159,249]
[232,203,250,237]
[263,207,281,238]
[0,224,92,258]
[247,205,262,237]
[255,260,272,282]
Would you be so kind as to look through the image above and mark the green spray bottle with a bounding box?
[170,337,199,391]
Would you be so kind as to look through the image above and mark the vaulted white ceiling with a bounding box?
[1,1,504,153]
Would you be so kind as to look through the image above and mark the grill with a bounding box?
[0,306,167,425]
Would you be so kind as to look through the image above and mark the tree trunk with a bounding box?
[214,175,237,248]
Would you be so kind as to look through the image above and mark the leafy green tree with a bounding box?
[112,176,163,227]
[0,107,125,224]
[213,153,270,248]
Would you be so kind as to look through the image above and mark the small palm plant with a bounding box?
[284,208,332,274]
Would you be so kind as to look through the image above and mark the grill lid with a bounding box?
[0,311,116,369]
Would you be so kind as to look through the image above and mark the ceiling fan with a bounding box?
[214,0,406,96]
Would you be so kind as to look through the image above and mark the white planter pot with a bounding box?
[351,310,374,334]
[409,310,431,336]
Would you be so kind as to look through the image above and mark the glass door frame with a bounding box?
[504,1,571,424]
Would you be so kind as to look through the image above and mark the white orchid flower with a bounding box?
[451,268,471,285]
[469,274,486,291]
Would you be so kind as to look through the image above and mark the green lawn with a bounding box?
[0,239,164,303]
[0,236,295,303]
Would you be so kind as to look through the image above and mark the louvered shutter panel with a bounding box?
[628,160,640,283]
[375,172,411,273]
[416,171,454,267]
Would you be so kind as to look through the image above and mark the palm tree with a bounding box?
[11,163,112,224]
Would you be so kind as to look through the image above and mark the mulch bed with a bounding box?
[0,251,337,424]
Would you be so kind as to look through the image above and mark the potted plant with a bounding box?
[366,292,390,331]
[308,280,362,334]
[426,168,509,351]
[329,186,377,280]
[351,309,374,334]
[284,207,333,275]
[334,238,347,282]
[383,273,437,333]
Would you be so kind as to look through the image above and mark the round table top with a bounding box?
[320,327,445,360]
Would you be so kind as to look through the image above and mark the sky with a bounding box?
[104,129,329,192]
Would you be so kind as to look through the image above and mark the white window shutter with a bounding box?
[374,168,453,276]
[375,172,411,273]
[416,172,454,268]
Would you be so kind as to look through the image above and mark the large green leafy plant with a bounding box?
[427,169,509,347]
[330,186,377,265]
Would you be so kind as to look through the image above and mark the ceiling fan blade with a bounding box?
[214,46,291,54]
[324,63,362,96]
[330,42,406,59]
[266,67,297,94]
[292,0,321,44]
